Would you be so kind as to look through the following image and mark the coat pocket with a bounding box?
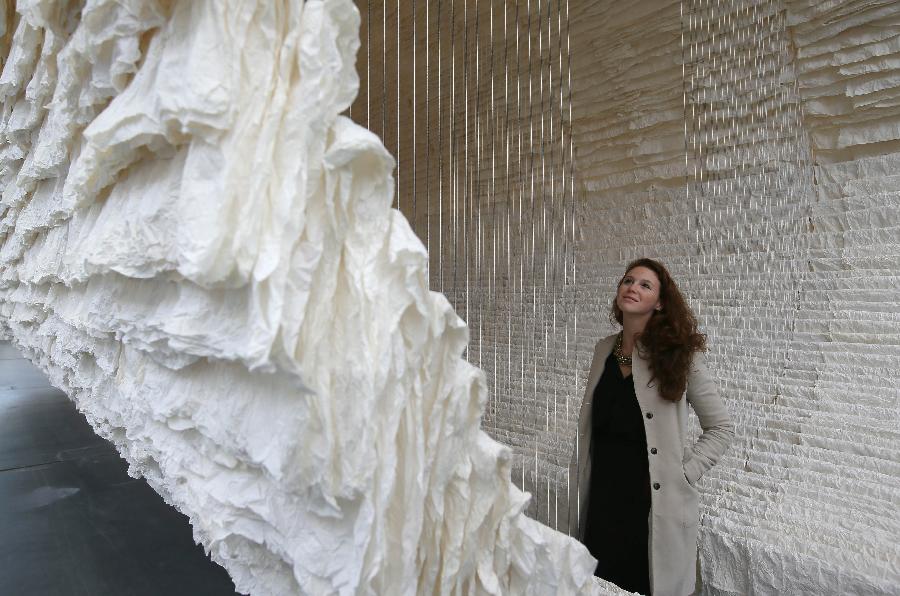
[682,446,703,486]
[680,456,700,492]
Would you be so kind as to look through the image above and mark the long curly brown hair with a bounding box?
[610,258,706,402]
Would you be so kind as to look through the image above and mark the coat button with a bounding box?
[653,482,661,490]
[646,412,653,419]
[650,447,658,455]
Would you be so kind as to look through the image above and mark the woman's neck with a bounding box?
[620,313,652,355]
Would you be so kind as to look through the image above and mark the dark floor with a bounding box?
[0,341,240,596]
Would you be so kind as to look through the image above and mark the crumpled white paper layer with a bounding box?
[0,1,617,594]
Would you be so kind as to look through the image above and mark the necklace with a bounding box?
[613,332,632,366]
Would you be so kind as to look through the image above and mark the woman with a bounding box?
[569,258,734,595]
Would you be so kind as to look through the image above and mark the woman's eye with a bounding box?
[642,283,651,289]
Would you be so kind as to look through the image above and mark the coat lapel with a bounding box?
[572,332,618,539]
[584,334,617,403]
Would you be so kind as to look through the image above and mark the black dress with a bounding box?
[584,352,652,595]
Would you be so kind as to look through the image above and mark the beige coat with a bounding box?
[568,334,734,596]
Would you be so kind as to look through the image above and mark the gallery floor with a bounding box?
[0,341,239,595]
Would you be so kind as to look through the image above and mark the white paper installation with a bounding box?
[0,1,608,594]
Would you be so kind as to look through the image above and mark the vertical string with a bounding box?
[505,0,513,474]
[425,0,432,261]
[525,0,538,515]
[462,0,470,355]
[515,0,525,492]
[538,0,554,525]
[564,0,578,534]
[550,0,561,530]
[488,0,497,420]
[537,0,548,525]
[412,0,417,242]
[397,0,401,213]
[450,0,457,307]
[382,0,387,154]
[437,0,444,293]
[473,0,482,373]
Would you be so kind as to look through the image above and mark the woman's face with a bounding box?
[616,266,662,317]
